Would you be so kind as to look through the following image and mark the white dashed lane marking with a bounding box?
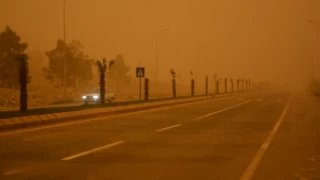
[61,141,125,161]
[155,124,182,132]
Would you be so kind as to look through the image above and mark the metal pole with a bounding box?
[307,20,320,88]
[155,29,170,95]
[63,0,68,99]
[139,77,141,100]
[156,35,158,95]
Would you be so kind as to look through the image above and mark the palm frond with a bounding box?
[96,60,104,72]
[170,69,176,75]
[109,59,115,68]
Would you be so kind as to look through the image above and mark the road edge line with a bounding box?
[239,94,294,180]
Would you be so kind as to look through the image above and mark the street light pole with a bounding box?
[63,0,68,99]
[307,20,320,27]
[155,28,170,94]
[312,56,314,81]
[307,20,320,82]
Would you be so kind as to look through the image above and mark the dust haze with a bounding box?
[0,0,319,93]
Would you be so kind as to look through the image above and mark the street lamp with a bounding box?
[307,20,320,27]
[306,20,320,82]
[63,0,68,99]
[155,28,170,94]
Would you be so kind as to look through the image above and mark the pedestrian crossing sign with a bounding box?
[136,67,145,77]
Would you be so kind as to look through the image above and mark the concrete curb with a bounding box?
[213,92,250,98]
[0,93,246,131]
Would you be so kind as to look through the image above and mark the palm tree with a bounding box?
[230,79,234,93]
[216,80,220,94]
[17,54,29,111]
[170,69,176,98]
[246,79,249,91]
[242,79,245,92]
[96,58,115,104]
[205,76,208,95]
[190,71,194,96]
[225,78,228,93]
[215,74,219,94]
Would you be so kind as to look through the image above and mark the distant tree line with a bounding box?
[0,26,30,89]
[0,26,131,91]
[0,25,133,110]
[42,39,95,89]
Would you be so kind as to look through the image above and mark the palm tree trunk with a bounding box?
[100,72,105,104]
[191,79,195,96]
[74,76,76,88]
[225,78,227,93]
[205,76,208,95]
[216,80,219,94]
[237,81,239,92]
[19,59,28,111]
[172,78,176,98]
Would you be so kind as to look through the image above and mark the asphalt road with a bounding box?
[0,91,319,180]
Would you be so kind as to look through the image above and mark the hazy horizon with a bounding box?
[1,0,320,90]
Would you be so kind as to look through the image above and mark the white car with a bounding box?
[82,87,115,104]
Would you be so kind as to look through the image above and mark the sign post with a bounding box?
[136,67,145,100]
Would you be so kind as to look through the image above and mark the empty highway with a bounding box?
[0,91,319,180]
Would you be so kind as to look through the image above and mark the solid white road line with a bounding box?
[155,124,182,132]
[239,95,293,180]
[195,100,252,120]
[61,141,125,161]
[0,98,215,136]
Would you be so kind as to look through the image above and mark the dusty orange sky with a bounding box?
[0,0,319,90]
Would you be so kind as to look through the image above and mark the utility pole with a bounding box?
[155,28,170,95]
[63,0,68,99]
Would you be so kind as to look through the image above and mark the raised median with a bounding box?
[0,95,213,131]
[0,91,252,131]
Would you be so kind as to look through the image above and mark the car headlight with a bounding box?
[93,96,99,99]
[82,96,86,99]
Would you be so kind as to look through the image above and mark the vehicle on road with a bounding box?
[82,87,115,104]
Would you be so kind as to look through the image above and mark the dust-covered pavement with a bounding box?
[0,91,319,180]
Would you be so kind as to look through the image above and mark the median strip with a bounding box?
[0,92,252,132]
[0,96,213,131]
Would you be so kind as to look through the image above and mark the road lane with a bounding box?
[252,93,320,180]
[0,93,259,165]
[0,91,293,179]
[239,94,293,180]
[52,92,290,180]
